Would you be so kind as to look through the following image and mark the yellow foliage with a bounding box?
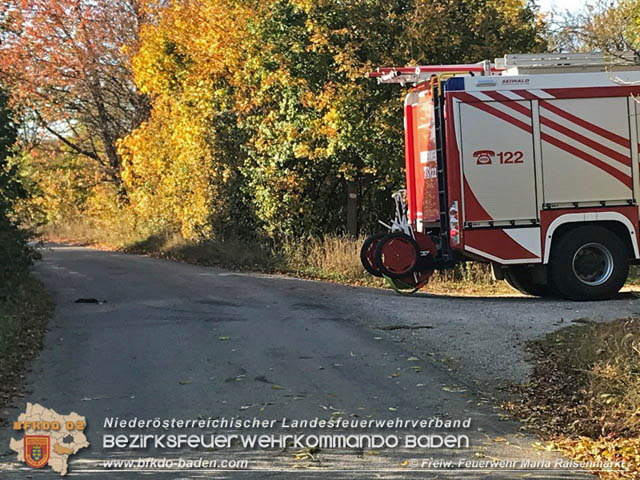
[551,436,640,479]
[119,0,252,239]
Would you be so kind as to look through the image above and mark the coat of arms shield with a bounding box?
[24,435,50,469]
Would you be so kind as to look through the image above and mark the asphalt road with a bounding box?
[3,245,639,479]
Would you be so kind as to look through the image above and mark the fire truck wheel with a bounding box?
[374,232,420,279]
[549,226,629,301]
[360,232,387,277]
[504,266,552,297]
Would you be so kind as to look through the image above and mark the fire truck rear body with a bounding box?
[365,54,640,299]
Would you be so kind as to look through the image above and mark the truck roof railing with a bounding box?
[497,52,640,70]
[368,61,500,85]
[369,52,640,85]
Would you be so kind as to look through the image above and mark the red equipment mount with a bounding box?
[360,190,437,293]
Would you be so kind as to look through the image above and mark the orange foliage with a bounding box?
[0,0,155,185]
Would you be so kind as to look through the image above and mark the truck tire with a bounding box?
[360,232,386,277]
[504,266,552,297]
[549,226,629,301]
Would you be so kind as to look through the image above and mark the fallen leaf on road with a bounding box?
[218,336,231,341]
[407,356,419,362]
[442,386,466,393]
[272,384,285,390]
[80,396,108,401]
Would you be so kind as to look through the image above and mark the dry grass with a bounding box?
[280,235,513,294]
[507,318,640,438]
[571,319,640,436]
[41,215,153,250]
[127,233,281,272]
[281,235,382,285]
[429,263,513,295]
[506,318,640,479]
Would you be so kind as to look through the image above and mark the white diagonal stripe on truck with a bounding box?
[478,91,633,188]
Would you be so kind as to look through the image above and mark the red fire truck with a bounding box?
[361,53,640,300]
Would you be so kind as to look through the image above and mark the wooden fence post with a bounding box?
[347,183,358,236]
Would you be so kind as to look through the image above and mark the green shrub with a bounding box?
[0,88,39,299]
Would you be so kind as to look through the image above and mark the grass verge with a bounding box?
[42,222,515,296]
[0,276,53,417]
[40,220,640,296]
[504,317,640,479]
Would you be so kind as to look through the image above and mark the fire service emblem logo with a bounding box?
[11,403,89,476]
[24,435,50,469]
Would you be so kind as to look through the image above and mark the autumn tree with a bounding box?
[232,0,545,238]
[116,0,545,240]
[12,0,541,242]
[583,0,640,53]
[0,0,153,192]
[547,0,640,54]
[118,0,253,238]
